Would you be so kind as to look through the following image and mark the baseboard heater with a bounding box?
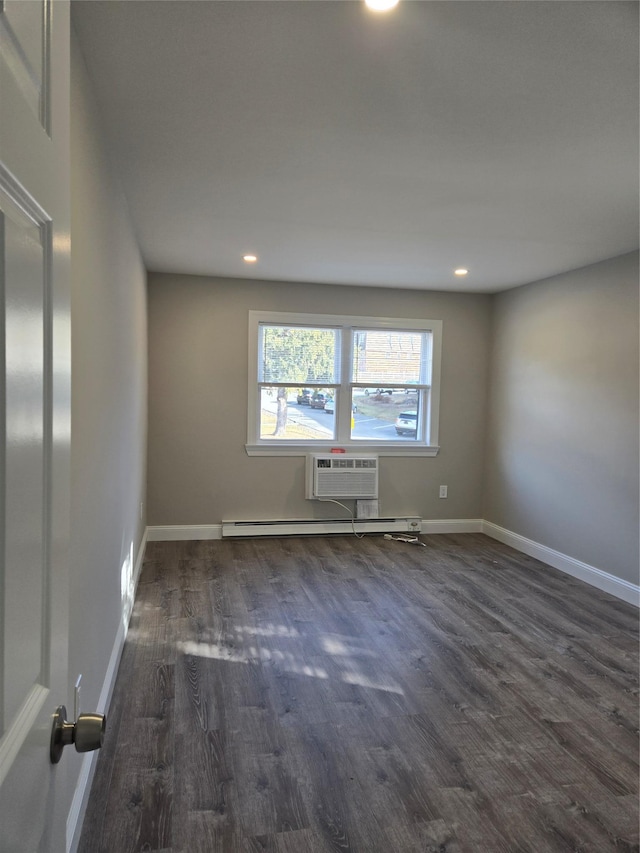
[221,517,422,538]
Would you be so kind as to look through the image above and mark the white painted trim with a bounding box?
[247,310,443,453]
[245,444,440,457]
[66,618,125,852]
[148,519,431,540]
[66,752,95,853]
[0,684,49,787]
[67,528,148,853]
[421,518,483,534]
[131,526,148,591]
[149,520,483,541]
[65,621,125,852]
[147,520,638,606]
[146,524,223,541]
[482,521,640,607]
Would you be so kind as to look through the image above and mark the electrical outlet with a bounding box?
[439,485,448,498]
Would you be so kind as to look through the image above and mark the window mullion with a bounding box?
[333,327,352,442]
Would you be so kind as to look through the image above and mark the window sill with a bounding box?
[245,443,440,457]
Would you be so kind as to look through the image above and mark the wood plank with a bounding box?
[78,533,639,853]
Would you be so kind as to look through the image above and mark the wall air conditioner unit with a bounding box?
[306,454,378,500]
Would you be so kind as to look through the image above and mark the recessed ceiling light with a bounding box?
[365,0,400,11]
[243,254,258,263]
[454,268,469,276]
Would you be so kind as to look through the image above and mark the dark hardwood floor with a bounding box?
[78,533,639,853]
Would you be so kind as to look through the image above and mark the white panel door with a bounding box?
[0,1,71,851]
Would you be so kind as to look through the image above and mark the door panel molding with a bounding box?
[0,163,53,748]
[0,0,51,134]
[0,684,48,786]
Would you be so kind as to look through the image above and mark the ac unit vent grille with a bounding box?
[307,455,378,499]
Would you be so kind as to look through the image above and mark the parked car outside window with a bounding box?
[395,411,417,435]
[297,389,312,405]
[310,391,330,409]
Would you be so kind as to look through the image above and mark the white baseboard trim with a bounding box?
[482,521,639,607]
[146,524,222,541]
[66,619,124,852]
[144,520,639,607]
[146,520,486,541]
[131,526,148,590]
[67,528,148,853]
[421,518,483,534]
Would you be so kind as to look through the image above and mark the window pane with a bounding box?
[259,325,339,384]
[259,387,335,440]
[351,387,422,441]
[352,330,428,385]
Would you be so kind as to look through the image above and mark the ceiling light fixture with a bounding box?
[243,254,258,263]
[454,268,469,276]
[365,0,400,12]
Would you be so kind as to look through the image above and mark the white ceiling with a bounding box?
[72,0,638,293]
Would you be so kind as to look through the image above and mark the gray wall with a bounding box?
[147,274,492,525]
[148,255,639,588]
[483,252,639,584]
[70,26,147,750]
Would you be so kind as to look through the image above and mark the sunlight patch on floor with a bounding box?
[233,623,300,638]
[177,626,405,695]
[177,639,329,680]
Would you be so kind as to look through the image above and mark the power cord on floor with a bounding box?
[384,533,426,547]
[319,499,366,538]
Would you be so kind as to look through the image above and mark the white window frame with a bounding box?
[246,311,442,457]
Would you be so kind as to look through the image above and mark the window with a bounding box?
[247,311,442,456]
